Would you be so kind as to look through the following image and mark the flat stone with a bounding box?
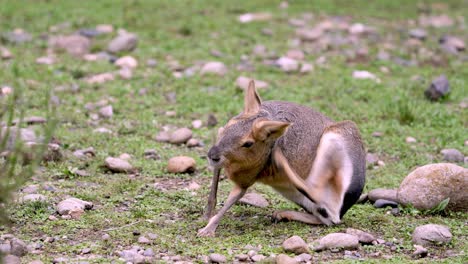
[345,228,376,244]
[105,157,134,173]
[95,24,114,34]
[314,233,359,251]
[282,235,309,254]
[48,34,91,57]
[251,254,265,262]
[373,199,398,208]
[3,255,21,264]
[412,244,428,258]
[296,27,322,41]
[209,253,226,263]
[115,56,138,69]
[409,28,427,40]
[137,236,151,244]
[368,188,398,202]
[238,12,272,23]
[169,128,192,145]
[154,131,171,142]
[2,29,32,44]
[56,197,93,216]
[20,194,47,203]
[235,76,269,90]
[239,193,269,208]
[98,105,113,118]
[200,61,227,76]
[85,73,115,84]
[276,57,299,72]
[412,224,452,246]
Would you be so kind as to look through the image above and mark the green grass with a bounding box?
[1,0,467,263]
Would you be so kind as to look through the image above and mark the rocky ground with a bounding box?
[0,0,467,263]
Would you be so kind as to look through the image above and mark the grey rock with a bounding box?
[200,62,227,76]
[105,157,134,173]
[295,253,312,262]
[101,234,110,241]
[143,248,154,257]
[409,28,427,40]
[48,35,91,57]
[78,28,101,38]
[20,194,47,203]
[167,156,196,174]
[440,148,464,162]
[137,236,151,244]
[345,228,376,244]
[357,193,368,204]
[368,188,398,202]
[107,33,138,53]
[412,224,452,246]
[439,35,465,52]
[56,197,93,215]
[251,254,265,262]
[0,240,11,254]
[235,76,269,91]
[239,192,269,208]
[10,238,27,257]
[282,235,309,254]
[373,199,398,208]
[296,27,322,41]
[3,255,21,264]
[2,30,32,44]
[119,248,145,263]
[366,153,379,167]
[73,147,96,159]
[276,57,299,72]
[235,254,249,261]
[0,127,37,149]
[314,233,359,251]
[98,105,113,119]
[425,75,450,101]
[169,128,192,144]
[28,260,44,264]
[21,185,39,194]
[397,163,467,211]
[154,131,171,142]
[209,253,226,263]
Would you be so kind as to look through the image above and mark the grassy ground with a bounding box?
[1,0,467,263]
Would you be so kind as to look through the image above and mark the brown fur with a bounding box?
[198,81,365,236]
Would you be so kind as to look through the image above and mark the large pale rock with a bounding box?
[412,224,452,246]
[276,57,299,72]
[209,253,226,263]
[200,62,227,76]
[425,75,450,101]
[167,156,196,173]
[397,163,467,211]
[2,255,20,264]
[314,233,359,251]
[56,198,93,216]
[9,238,27,257]
[20,194,47,203]
[282,235,309,254]
[440,148,464,162]
[115,56,138,69]
[48,35,90,56]
[235,76,269,90]
[345,228,376,244]
[276,254,298,264]
[295,27,323,41]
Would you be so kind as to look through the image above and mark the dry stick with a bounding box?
[103,220,142,232]
[203,167,221,219]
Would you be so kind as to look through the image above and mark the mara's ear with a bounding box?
[253,119,290,141]
[243,80,262,115]
[217,126,225,138]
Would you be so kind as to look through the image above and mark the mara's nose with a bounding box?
[207,146,221,163]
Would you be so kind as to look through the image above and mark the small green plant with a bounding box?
[400,198,450,216]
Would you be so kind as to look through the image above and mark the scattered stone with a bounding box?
[412,244,428,258]
[85,73,115,84]
[186,138,201,148]
[209,253,226,263]
[373,199,399,208]
[3,255,21,264]
[73,147,96,159]
[137,236,151,244]
[169,127,193,144]
[238,13,272,23]
[115,56,138,69]
[29,260,44,264]
[412,224,452,246]
[1,46,13,59]
[439,35,465,53]
[391,207,400,216]
[349,23,368,34]
[282,235,309,254]
[352,70,380,82]
[101,234,110,241]
[409,28,427,40]
[9,238,27,257]
[200,62,227,76]
[21,185,39,194]
[276,57,299,72]
[368,188,398,202]
[192,120,203,129]
[299,63,313,73]
[98,105,113,119]
[56,197,93,216]
[296,27,323,41]
[366,153,379,167]
[421,15,454,28]
[167,156,196,174]
[251,254,266,262]
[345,228,376,244]
[425,75,450,101]
[48,35,91,57]
[36,56,55,65]
[118,67,133,79]
[94,127,113,134]
[95,24,114,34]
[20,194,47,203]
[406,137,417,143]
[0,127,37,149]
[78,28,101,38]
[206,114,218,127]
[239,192,269,208]
[295,253,312,262]
[155,131,171,142]
[286,50,304,61]
[357,193,368,204]
[119,248,145,263]
[107,33,138,53]
[143,149,159,160]
[105,157,134,173]
[235,76,269,90]
[440,148,464,162]
[1,29,32,44]
[314,233,359,251]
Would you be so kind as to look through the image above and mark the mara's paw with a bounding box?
[197,227,216,237]
[272,210,293,223]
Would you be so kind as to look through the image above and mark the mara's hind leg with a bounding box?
[272,210,322,225]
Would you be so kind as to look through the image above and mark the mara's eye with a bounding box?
[241,141,254,148]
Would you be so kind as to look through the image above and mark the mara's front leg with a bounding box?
[197,185,246,237]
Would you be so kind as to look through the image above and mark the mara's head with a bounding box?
[207,81,290,181]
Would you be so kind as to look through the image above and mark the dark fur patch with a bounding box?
[317,207,329,218]
[296,187,317,204]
